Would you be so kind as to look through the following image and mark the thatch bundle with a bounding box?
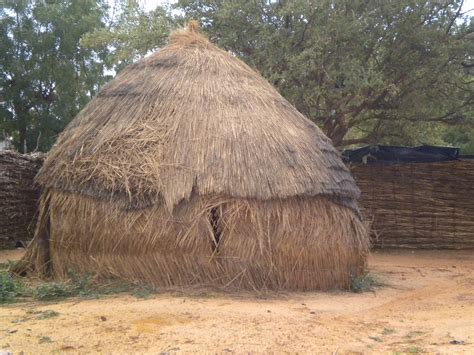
[0,151,44,249]
[19,23,369,290]
[350,159,474,249]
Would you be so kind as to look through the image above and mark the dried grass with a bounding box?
[21,191,368,290]
[18,24,369,290]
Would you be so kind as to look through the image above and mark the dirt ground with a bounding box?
[0,249,473,354]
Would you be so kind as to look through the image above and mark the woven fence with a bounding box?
[350,159,474,249]
[0,151,44,249]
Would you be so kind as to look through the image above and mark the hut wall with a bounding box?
[350,159,474,249]
[0,151,44,249]
[26,190,369,290]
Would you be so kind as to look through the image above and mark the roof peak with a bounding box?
[169,20,211,48]
[187,20,200,33]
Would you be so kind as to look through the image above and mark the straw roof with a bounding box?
[37,23,359,210]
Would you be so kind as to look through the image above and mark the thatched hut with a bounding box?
[20,23,369,290]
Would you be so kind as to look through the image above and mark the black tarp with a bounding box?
[342,145,460,164]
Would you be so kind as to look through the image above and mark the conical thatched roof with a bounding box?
[38,23,359,210]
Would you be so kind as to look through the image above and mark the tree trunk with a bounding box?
[0,150,44,249]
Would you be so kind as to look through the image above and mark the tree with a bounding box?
[0,0,109,152]
[176,0,474,147]
[2,0,472,152]
[81,0,172,72]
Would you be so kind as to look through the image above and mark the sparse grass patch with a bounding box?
[406,330,425,338]
[383,328,396,335]
[406,346,423,353]
[0,270,24,304]
[350,274,383,293]
[368,336,384,342]
[1,267,158,304]
[34,271,105,300]
[66,271,94,297]
[35,282,74,300]
[132,285,156,299]
[0,262,10,270]
[38,336,53,344]
[36,310,60,319]
[97,281,134,296]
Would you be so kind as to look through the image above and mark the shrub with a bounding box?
[34,271,94,300]
[0,271,23,303]
[35,282,74,300]
[350,274,383,293]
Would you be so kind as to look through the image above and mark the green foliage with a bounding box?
[34,282,74,300]
[442,122,474,154]
[350,274,383,293]
[0,264,156,303]
[66,270,94,296]
[34,271,94,300]
[0,271,23,303]
[1,0,472,152]
[131,285,156,299]
[0,0,110,152]
[81,0,172,72]
[176,0,473,147]
[1,257,157,303]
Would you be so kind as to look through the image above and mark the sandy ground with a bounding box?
[0,249,473,354]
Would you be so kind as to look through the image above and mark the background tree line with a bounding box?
[1,0,473,153]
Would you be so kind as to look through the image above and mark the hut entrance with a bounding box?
[209,207,222,252]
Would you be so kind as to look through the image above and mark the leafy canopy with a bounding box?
[0,0,110,152]
[1,0,473,152]
[176,0,474,148]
